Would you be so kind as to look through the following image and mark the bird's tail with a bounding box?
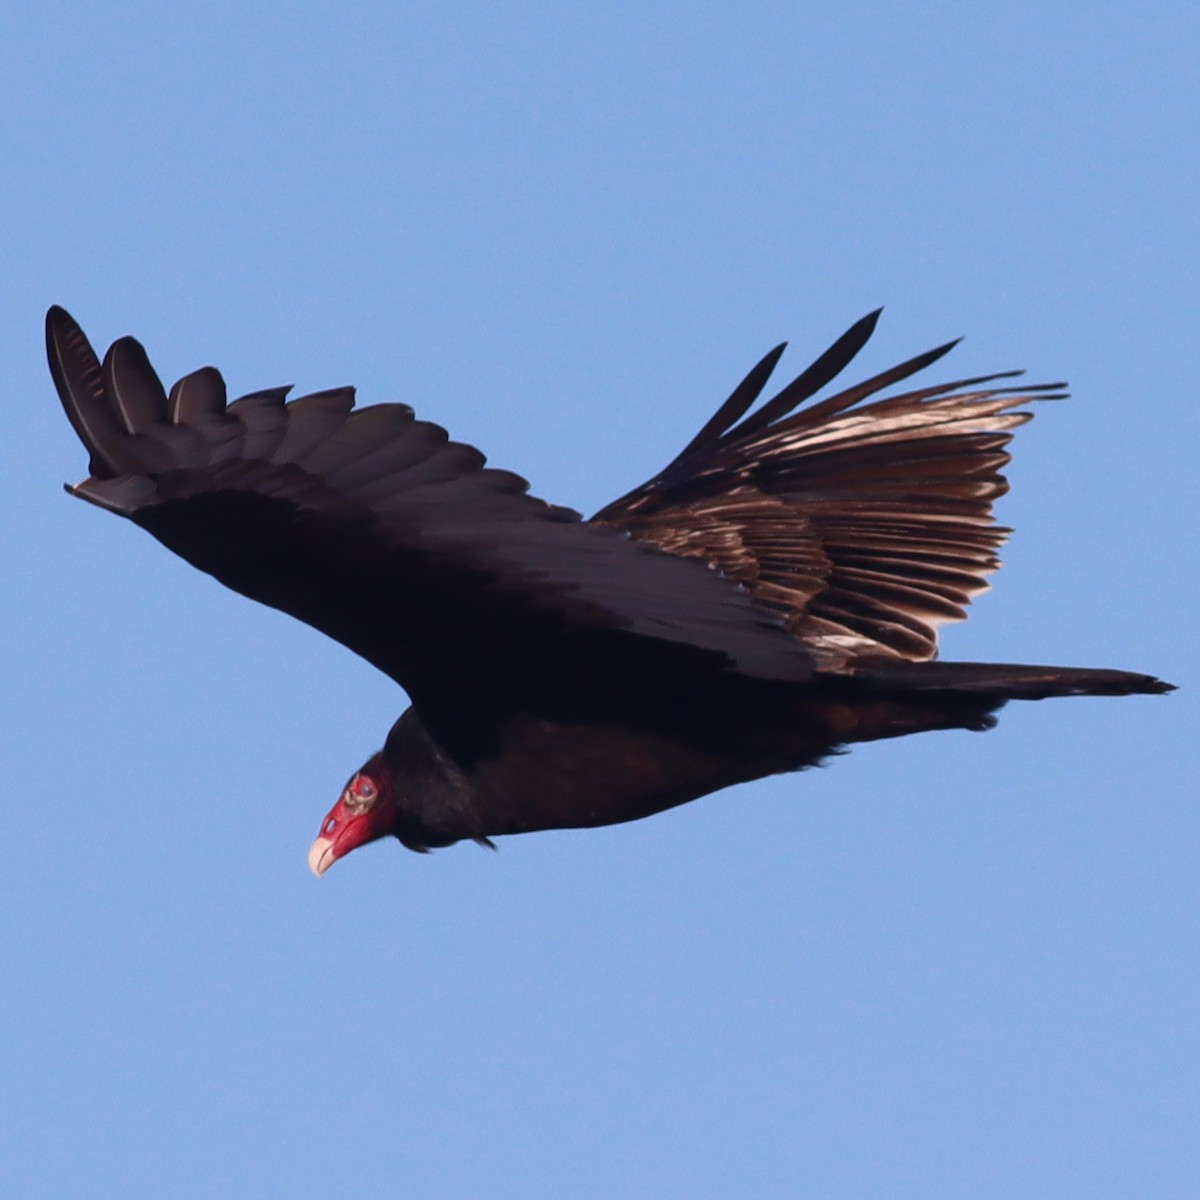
[811,660,1175,746]
[846,660,1175,701]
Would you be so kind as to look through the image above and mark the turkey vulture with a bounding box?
[47,306,1171,874]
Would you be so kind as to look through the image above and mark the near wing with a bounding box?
[49,307,815,715]
[591,311,1065,667]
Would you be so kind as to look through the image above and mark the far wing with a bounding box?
[49,307,813,719]
[592,311,1065,666]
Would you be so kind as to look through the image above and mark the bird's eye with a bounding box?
[344,773,379,812]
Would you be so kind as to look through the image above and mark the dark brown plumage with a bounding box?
[47,306,1172,872]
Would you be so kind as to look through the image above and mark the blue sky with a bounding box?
[3,3,1196,1197]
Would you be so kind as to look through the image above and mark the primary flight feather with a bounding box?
[47,306,1172,873]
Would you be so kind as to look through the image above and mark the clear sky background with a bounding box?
[2,4,1196,1197]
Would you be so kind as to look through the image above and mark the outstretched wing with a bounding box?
[49,307,815,717]
[592,311,1065,667]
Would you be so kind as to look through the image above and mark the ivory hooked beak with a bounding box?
[308,836,337,877]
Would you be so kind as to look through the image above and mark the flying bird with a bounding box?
[47,307,1172,875]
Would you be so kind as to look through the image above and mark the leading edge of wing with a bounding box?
[49,307,815,695]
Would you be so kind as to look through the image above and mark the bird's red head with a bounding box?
[308,753,396,876]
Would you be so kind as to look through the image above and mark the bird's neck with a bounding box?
[383,709,487,850]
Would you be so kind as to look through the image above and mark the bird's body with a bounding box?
[383,681,830,849]
[47,307,1171,871]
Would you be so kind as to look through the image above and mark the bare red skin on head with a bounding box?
[310,754,395,873]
